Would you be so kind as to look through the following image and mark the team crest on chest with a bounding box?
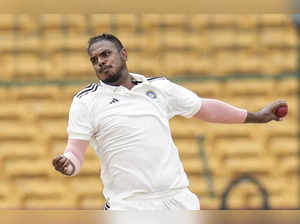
[146,90,157,99]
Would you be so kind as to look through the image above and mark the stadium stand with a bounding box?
[0,14,299,210]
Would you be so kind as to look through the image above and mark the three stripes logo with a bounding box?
[109,98,119,104]
[76,83,99,98]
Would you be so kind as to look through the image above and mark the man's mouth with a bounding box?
[100,66,111,73]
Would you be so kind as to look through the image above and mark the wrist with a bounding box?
[244,111,264,123]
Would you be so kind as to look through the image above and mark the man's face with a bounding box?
[88,40,127,84]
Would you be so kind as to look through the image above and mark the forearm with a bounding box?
[63,139,88,176]
[194,98,248,123]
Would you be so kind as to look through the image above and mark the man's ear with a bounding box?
[120,48,128,61]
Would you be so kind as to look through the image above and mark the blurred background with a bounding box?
[0,14,298,210]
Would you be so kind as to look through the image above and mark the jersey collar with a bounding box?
[99,73,148,91]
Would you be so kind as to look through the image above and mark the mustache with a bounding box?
[99,65,111,73]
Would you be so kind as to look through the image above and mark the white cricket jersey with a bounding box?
[67,73,202,200]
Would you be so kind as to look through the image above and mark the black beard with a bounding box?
[102,71,122,85]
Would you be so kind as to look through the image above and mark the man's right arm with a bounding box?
[52,139,89,176]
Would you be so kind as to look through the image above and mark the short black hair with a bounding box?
[87,33,124,53]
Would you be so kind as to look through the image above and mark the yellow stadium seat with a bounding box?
[16,180,67,197]
[236,31,258,50]
[42,33,65,53]
[24,198,77,209]
[78,160,100,176]
[182,81,221,98]
[188,14,211,30]
[89,14,112,34]
[162,53,187,76]
[260,14,292,27]
[213,51,237,75]
[15,54,42,78]
[64,53,94,79]
[225,157,274,175]
[140,14,162,33]
[182,158,203,174]
[0,14,15,33]
[235,50,261,74]
[11,86,59,101]
[115,33,146,51]
[64,34,89,52]
[161,14,186,31]
[184,54,214,75]
[4,160,50,177]
[65,14,87,34]
[0,103,24,120]
[161,31,187,50]
[0,141,46,159]
[215,139,264,160]
[0,35,15,52]
[40,14,64,35]
[71,178,102,196]
[236,15,258,29]
[209,30,237,49]
[224,80,274,96]
[0,123,37,140]
[269,137,297,157]
[80,197,105,209]
[15,36,41,53]
[213,15,236,28]
[0,55,14,79]
[17,15,38,34]
[174,138,200,158]
[279,156,298,175]
[279,50,298,73]
[197,196,220,209]
[270,194,298,209]
[113,14,138,33]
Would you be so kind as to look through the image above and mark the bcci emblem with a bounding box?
[146,90,157,99]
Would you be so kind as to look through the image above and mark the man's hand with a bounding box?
[245,100,288,123]
[52,155,75,176]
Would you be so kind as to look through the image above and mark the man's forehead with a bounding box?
[89,40,116,55]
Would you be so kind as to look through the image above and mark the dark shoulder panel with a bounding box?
[76,83,100,99]
[147,77,166,82]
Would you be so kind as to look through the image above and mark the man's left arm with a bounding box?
[194,98,288,124]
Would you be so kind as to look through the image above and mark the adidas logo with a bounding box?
[109,98,119,104]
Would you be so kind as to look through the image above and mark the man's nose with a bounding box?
[98,57,106,66]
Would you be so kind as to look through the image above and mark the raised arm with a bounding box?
[194,98,287,124]
[52,139,89,176]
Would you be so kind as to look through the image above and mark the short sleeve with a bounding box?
[67,98,94,141]
[164,80,202,118]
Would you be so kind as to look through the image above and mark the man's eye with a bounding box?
[90,56,98,64]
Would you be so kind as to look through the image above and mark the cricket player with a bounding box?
[52,33,287,210]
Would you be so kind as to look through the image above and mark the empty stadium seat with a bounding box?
[215,139,264,160]
[17,15,38,34]
[174,138,200,158]
[15,53,42,78]
[89,14,112,34]
[225,157,275,175]
[260,14,292,27]
[64,53,94,79]
[182,81,221,98]
[0,14,16,34]
[188,14,211,30]
[113,14,138,33]
[4,159,50,177]
[80,197,105,209]
[140,14,162,33]
[269,137,298,157]
[0,142,46,159]
[161,14,186,31]
[224,80,274,96]
[78,160,100,176]
[236,15,258,29]
[65,14,87,34]
[40,14,65,35]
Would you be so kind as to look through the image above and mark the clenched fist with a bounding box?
[52,155,75,176]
